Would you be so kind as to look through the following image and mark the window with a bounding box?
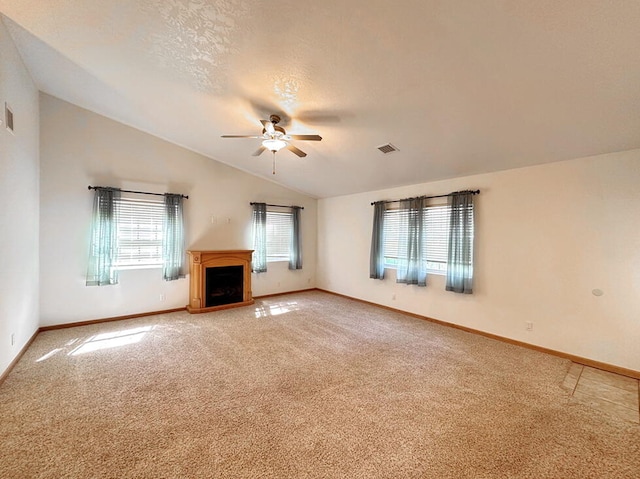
[251,203,302,273]
[383,204,464,274]
[265,210,293,262]
[87,188,185,286]
[114,197,164,268]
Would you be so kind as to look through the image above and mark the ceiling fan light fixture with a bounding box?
[262,138,287,152]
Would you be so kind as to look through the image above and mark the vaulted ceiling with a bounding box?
[2,0,639,198]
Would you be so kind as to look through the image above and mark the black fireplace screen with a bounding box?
[205,265,244,307]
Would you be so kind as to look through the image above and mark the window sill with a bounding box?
[383,266,446,276]
[115,264,162,271]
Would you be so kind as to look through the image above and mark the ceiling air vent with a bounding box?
[377,143,398,154]
[5,103,14,133]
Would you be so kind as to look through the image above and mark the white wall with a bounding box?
[0,18,40,374]
[318,150,640,371]
[39,94,316,327]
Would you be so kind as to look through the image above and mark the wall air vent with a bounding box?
[5,103,14,133]
[377,143,398,154]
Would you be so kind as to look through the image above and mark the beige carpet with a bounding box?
[1,291,638,478]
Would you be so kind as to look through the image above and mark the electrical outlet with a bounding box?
[392,294,396,300]
[525,321,533,331]
[159,293,166,302]
[11,333,15,346]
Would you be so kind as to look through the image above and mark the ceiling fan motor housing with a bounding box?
[262,125,286,136]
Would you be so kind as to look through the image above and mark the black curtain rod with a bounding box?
[371,189,480,206]
[88,186,189,199]
[250,202,304,210]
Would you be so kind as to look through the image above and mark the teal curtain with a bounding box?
[397,197,427,286]
[446,191,475,294]
[369,202,385,279]
[252,203,267,273]
[289,207,302,270]
[86,187,121,286]
[163,194,185,281]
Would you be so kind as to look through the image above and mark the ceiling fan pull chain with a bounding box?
[272,151,276,175]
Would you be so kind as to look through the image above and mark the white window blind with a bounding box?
[383,205,452,274]
[422,205,451,273]
[266,211,292,262]
[115,197,164,268]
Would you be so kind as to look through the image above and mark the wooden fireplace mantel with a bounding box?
[186,250,254,314]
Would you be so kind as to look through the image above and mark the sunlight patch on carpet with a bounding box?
[254,301,299,318]
[36,348,63,362]
[69,326,155,356]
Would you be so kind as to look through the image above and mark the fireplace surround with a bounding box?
[186,250,254,313]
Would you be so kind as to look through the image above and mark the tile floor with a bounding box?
[562,363,640,423]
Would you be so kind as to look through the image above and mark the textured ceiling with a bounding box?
[2,0,640,198]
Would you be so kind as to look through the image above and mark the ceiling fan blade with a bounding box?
[260,120,276,135]
[288,134,322,141]
[221,135,262,138]
[252,146,267,157]
[286,144,307,157]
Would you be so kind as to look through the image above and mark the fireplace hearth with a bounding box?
[186,250,254,313]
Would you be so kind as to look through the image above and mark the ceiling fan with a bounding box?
[222,114,322,174]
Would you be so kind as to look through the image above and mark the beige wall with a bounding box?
[39,94,317,327]
[317,150,640,371]
[0,18,40,375]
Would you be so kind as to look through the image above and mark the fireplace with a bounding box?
[186,250,254,313]
[205,265,243,307]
